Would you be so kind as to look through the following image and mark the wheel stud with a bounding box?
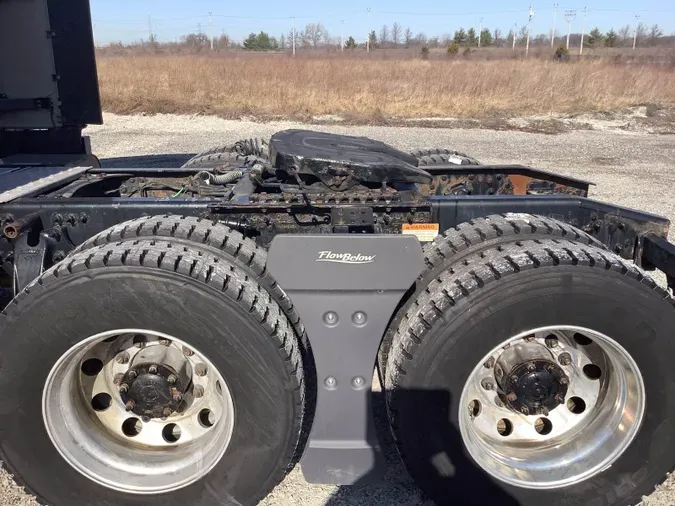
[148,365,158,374]
[119,383,129,394]
[559,353,572,366]
[193,385,204,398]
[483,357,495,369]
[526,362,536,372]
[511,375,519,384]
[127,370,137,380]
[545,336,559,348]
[163,407,172,418]
[195,364,207,377]
[481,378,494,390]
[125,400,135,411]
[559,377,569,386]
[115,352,129,364]
[167,374,177,384]
[520,406,529,415]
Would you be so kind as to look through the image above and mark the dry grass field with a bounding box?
[96,55,675,121]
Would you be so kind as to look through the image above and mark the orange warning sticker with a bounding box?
[402,223,439,242]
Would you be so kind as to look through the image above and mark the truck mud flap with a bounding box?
[268,235,424,485]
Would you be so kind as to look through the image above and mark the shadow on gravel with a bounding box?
[324,389,518,506]
[100,153,195,169]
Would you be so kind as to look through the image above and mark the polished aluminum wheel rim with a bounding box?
[43,329,235,494]
[458,326,645,489]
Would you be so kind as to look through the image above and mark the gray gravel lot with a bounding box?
[1,113,673,505]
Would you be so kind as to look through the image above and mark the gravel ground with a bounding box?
[1,113,674,506]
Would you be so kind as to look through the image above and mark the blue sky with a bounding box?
[91,0,675,44]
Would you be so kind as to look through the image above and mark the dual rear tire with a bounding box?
[1,214,674,506]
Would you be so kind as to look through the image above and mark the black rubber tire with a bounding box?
[385,238,675,506]
[72,215,305,341]
[182,139,269,169]
[71,216,314,467]
[0,240,304,506]
[410,147,481,166]
[377,214,604,379]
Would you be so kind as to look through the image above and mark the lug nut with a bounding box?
[159,339,171,346]
[113,373,124,386]
[524,335,535,342]
[183,347,194,357]
[167,374,177,384]
[481,378,494,391]
[511,375,519,385]
[127,370,137,380]
[559,377,569,386]
[526,362,536,373]
[125,400,135,411]
[559,353,572,366]
[325,377,337,388]
[193,385,204,398]
[483,357,495,369]
[545,336,559,348]
[148,365,158,374]
[115,352,130,364]
[173,393,183,402]
[520,406,530,415]
[195,364,207,377]
[163,407,173,418]
[142,415,151,423]
[119,383,129,394]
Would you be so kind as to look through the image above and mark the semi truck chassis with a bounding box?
[2,1,675,506]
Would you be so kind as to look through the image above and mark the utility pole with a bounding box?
[579,6,586,55]
[565,10,576,49]
[512,23,518,50]
[478,18,483,47]
[633,14,640,50]
[551,3,558,47]
[366,8,371,52]
[341,20,344,51]
[526,4,534,57]
[209,12,214,51]
[291,16,296,56]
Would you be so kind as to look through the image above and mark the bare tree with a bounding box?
[636,22,648,46]
[649,24,663,46]
[415,32,427,46]
[493,28,503,47]
[441,33,452,46]
[617,24,631,46]
[280,33,286,50]
[517,25,528,44]
[391,22,402,46]
[404,27,413,47]
[379,24,389,45]
[303,23,326,48]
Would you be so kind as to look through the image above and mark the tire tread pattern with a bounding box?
[0,240,304,506]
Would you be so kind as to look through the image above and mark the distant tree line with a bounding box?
[100,20,671,54]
